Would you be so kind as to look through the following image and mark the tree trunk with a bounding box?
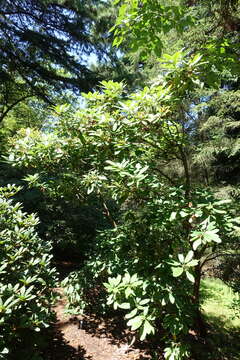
[179,146,191,199]
[192,264,207,337]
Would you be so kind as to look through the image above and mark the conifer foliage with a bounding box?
[0,0,107,96]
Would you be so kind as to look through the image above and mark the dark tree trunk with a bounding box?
[192,264,207,337]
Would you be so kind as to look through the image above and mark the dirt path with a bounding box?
[43,289,151,360]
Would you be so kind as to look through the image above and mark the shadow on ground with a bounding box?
[43,328,93,360]
[65,312,163,359]
[204,315,240,360]
[190,313,240,360]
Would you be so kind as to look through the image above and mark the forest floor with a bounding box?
[42,261,156,360]
[42,263,240,360]
[43,288,155,360]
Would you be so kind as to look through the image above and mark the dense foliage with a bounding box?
[6,58,240,357]
[1,0,240,359]
[193,90,240,185]
[0,185,57,359]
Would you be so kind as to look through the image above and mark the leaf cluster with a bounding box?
[0,185,57,358]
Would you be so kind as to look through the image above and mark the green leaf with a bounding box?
[178,254,184,263]
[118,302,131,309]
[108,274,121,287]
[131,273,138,283]
[205,231,221,243]
[170,211,177,221]
[125,308,138,319]
[186,271,195,283]
[103,282,111,290]
[193,238,202,251]
[180,210,188,217]
[214,199,231,205]
[172,267,183,277]
[187,259,198,267]
[123,272,131,284]
[140,320,155,340]
[185,250,194,263]
[169,293,175,304]
[161,297,167,306]
[143,306,149,316]
[125,287,133,298]
[1,348,9,354]
[127,315,143,330]
[212,235,221,243]
[113,301,120,310]
[139,298,150,305]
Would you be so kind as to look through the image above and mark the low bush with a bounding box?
[62,185,238,359]
[0,185,57,359]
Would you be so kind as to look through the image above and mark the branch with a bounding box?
[200,251,240,270]
[152,167,177,186]
[17,71,55,106]
[99,193,117,229]
[0,95,33,123]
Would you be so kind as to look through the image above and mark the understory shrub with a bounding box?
[0,185,57,358]
[5,63,240,359]
[62,185,239,359]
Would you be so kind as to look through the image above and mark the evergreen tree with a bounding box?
[0,0,114,97]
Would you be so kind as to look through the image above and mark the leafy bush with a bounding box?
[63,185,238,359]
[5,60,240,359]
[0,185,57,358]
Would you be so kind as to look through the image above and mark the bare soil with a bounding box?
[43,288,154,360]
